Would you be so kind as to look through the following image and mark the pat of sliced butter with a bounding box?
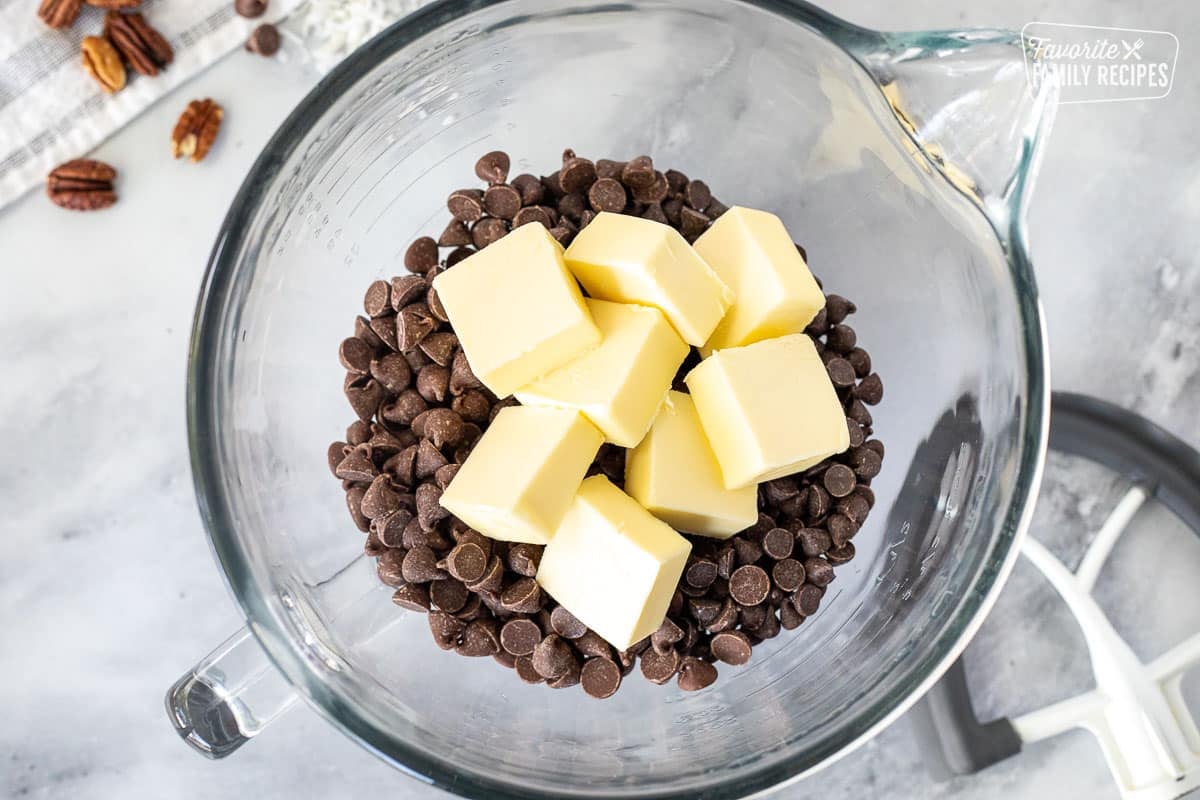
[515,299,688,447]
[625,391,758,538]
[432,223,600,397]
[439,405,603,544]
[694,206,825,354]
[536,475,691,650]
[685,334,849,489]
[563,212,732,346]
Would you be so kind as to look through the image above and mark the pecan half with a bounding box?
[171,99,224,163]
[81,36,126,93]
[85,0,142,8]
[105,11,173,76]
[38,0,81,28]
[46,159,117,211]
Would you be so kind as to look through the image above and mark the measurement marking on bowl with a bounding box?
[364,133,492,234]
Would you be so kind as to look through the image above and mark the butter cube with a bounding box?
[685,334,849,489]
[563,212,733,346]
[536,475,691,650]
[432,223,601,397]
[694,206,825,354]
[439,406,603,544]
[515,299,688,447]
[625,391,758,538]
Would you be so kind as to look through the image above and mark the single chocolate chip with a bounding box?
[375,549,406,586]
[739,603,767,631]
[416,364,449,403]
[574,630,613,660]
[825,294,856,324]
[631,171,669,204]
[581,658,621,698]
[777,599,803,630]
[823,464,857,498]
[747,512,776,540]
[471,218,508,249]
[856,373,883,405]
[362,280,391,318]
[474,150,510,184]
[588,178,626,213]
[639,202,667,225]
[361,474,402,519]
[397,304,436,351]
[377,509,412,548]
[355,316,384,350]
[381,391,426,429]
[763,478,800,505]
[807,485,831,520]
[733,537,763,566]
[493,650,516,669]
[450,390,490,423]
[445,247,475,267]
[548,658,582,689]
[500,618,542,656]
[688,597,721,626]
[826,357,856,389]
[434,463,459,490]
[327,441,349,476]
[680,206,709,241]
[710,630,752,665]
[429,578,469,613]
[847,417,866,448]
[550,606,587,639]
[501,577,543,614]
[402,545,444,583]
[772,558,806,592]
[846,346,871,377]
[514,655,543,683]
[389,277,426,312]
[446,351,481,396]
[560,157,597,194]
[849,446,883,479]
[716,546,736,580]
[392,583,430,612]
[762,528,794,560]
[730,565,770,606]
[503,543,540,577]
[383,444,418,486]
[418,331,457,367]
[428,611,465,650]
[650,618,684,654]
[804,558,835,587]
[827,324,857,353]
[346,419,374,446]
[345,377,385,421]
[805,307,829,337]
[235,0,267,17]
[578,209,596,229]
[557,192,587,222]
[404,237,439,273]
[540,171,564,200]
[245,23,281,56]
[684,180,712,211]
[822,540,855,565]
[621,156,655,189]
[423,408,465,449]
[440,541,487,584]
[594,159,623,179]
[467,555,505,594]
[456,619,501,657]
[483,184,522,219]
[846,397,873,426]
[639,647,680,685]
[415,482,447,531]
[677,657,718,691]
[685,559,718,589]
[704,597,736,633]
[365,313,398,351]
[532,634,575,679]
[837,494,871,526]
[447,189,484,223]
[335,445,376,482]
[435,220,470,249]
[338,337,373,374]
[510,173,544,205]
[513,204,553,229]
[795,584,823,616]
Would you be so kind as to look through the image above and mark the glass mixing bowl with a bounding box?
[169,1,1055,797]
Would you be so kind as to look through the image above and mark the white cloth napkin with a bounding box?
[0,0,300,209]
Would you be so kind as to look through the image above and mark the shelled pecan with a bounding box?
[105,11,173,76]
[171,99,224,163]
[46,159,117,211]
[37,0,81,28]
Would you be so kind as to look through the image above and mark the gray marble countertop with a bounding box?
[1,1,1197,798]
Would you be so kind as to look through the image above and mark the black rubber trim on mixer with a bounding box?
[915,391,1200,778]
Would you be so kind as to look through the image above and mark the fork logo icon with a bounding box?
[1121,38,1144,60]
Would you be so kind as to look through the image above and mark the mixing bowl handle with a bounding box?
[165,627,299,758]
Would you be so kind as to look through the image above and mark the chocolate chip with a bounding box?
[560,157,597,194]
[354,316,384,350]
[638,202,666,225]
[574,630,613,660]
[434,463,459,490]
[471,218,508,249]
[391,583,430,612]
[685,559,718,589]
[335,445,376,482]
[716,546,736,579]
[825,294,856,325]
[381,391,426,428]
[456,619,501,657]
[397,304,436,351]
[377,509,412,548]
[807,485,831,520]
[432,220,469,250]
[827,543,856,565]
[578,209,596,229]
[375,549,405,586]
[849,446,883,479]
[548,658,582,689]
[856,373,883,405]
[803,558,835,587]
[580,658,621,699]
[549,606,586,639]
[474,150,510,184]
[772,558,806,592]
[428,611,465,650]
[847,418,866,448]
[532,634,575,678]
[362,280,391,318]
[794,584,822,616]
[418,331,457,367]
[739,603,767,631]
[621,156,654,189]
[680,206,709,241]
[416,364,449,403]
[346,419,375,446]
[688,597,721,626]
[639,647,679,684]
[447,189,484,223]
[503,543,540,577]
[823,464,856,498]
[826,323,857,353]
[439,541,486,584]
[244,23,280,55]
[556,193,587,223]
[661,197,683,226]
[513,205,553,229]
[707,197,729,218]
[631,171,669,204]
[733,537,763,566]
[366,355,408,395]
[467,555,505,594]
[361,474,402,519]
[499,618,542,656]
[826,357,856,388]
[402,545,444,583]
[338,337,373,374]
[837,494,871,526]
[404,237,438,273]
[483,184,522,219]
[383,445,418,486]
[730,565,770,606]
[677,657,718,691]
[430,578,469,613]
[449,390,489,424]
[415,482,447,531]
[327,441,349,476]
[445,247,475,267]
[650,618,684,654]
[711,630,752,665]
[762,528,794,560]
[846,397,872,427]
[514,655,543,683]
[501,577,543,613]
[587,178,626,213]
[235,0,267,17]
[684,180,712,211]
[510,173,544,205]
[423,408,464,449]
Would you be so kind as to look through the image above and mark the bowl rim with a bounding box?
[187,0,1051,797]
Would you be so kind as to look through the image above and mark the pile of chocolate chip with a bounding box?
[328,150,884,698]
